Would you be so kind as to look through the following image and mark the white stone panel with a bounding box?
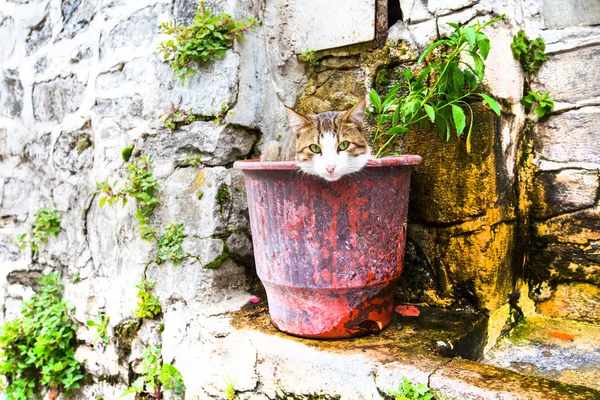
[288,0,376,51]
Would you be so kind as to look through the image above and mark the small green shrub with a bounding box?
[154,222,187,266]
[388,377,434,400]
[183,155,201,167]
[159,96,196,130]
[134,279,162,319]
[368,16,503,156]
[521,90,554,118]
[86,311,110,345]
[0,273,85,400]
[511,30,554,117]
[511,30,549,81]
[124,345,184,398]
[300,49,320,67]
[96,156,160,241]
[13,207,62,251]
[158,0,258,84]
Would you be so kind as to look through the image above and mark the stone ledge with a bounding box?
[227,303,600,399]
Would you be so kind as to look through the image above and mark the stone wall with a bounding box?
[0,0,598,398]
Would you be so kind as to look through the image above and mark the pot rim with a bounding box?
[233,155,422,170]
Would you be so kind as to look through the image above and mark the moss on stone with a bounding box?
[204,249,229,270]
[121,145,134,162]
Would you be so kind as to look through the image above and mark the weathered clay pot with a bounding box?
[234,156,422,339]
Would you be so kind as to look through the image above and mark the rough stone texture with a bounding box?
[0,0,599,398]
[32,74,86,122]
[542,0,600,29]
[0,16,16,61]
[536,283,600,323]
[25,13,51,55]
[531,208,600,287]
[431,358,600,399]
[536,107,600,167]
[158,51,241,117]
[534,45,600,105]
[0,69,23,117]
[483,316,600,392]
[532,169,599,219]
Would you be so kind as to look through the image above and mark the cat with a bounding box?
[261,99,371,182]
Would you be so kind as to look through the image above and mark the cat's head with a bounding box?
[285,99,370,182]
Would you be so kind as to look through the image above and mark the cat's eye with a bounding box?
[309,144,321,153]
[338,141,350,151]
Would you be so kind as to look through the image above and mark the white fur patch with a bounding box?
[299,132,371,181]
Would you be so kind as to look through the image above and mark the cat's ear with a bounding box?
[285,106,311,134]
[342,99,366,129]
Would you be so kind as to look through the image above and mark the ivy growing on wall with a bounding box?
[0,273,85,400]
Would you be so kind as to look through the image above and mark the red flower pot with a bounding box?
[234,156,422,338]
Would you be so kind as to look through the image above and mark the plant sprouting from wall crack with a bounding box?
[124,345,184,398]
[13,207,62,251]
[158,0,258,85]
[368,16,504,156]
[300,49,320,67]
[511,30,554,118]
[159,96,196,130]
[154,222,187,266]
[86,311,111,345]
[134,279,162,320]
[0,272,85,400]
[96,156,160,241]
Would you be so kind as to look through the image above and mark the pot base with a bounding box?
[263,280,396,339]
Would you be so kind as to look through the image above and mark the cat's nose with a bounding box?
[326,165,336,174]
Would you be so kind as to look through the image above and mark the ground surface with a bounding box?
[483,316,600,391]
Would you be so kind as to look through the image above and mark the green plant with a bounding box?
[159,96,196,130]
[521,90,554,118]
[134,279,162,319]
[76,137,92,153]
[86,311,110,345]
[0,272,85,399]
[183,155,201,167]
[388,377,434,400]
[300,49,320,67]
[511,31,554,117]
[224,376,237,400]
[96,156,160,241]
[368,16,504,156]
[214,102,230,125]
[125,345,185,398]
[511,30,549,85]
[158,0,258,84]
[13,207,62,251]
[154,222,187,265]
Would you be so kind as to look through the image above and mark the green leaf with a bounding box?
[479,93,501,115]
[471,52,485,81]
[368,89,382,112]
[451,105,466,136]
[464,27,476,46]
[424,104,435,123]
[384,126,408,135]
[99,197,107,208]
[417,40,445,64]
[479,37,491,59]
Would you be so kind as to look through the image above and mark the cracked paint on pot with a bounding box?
[235,156,422,338]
